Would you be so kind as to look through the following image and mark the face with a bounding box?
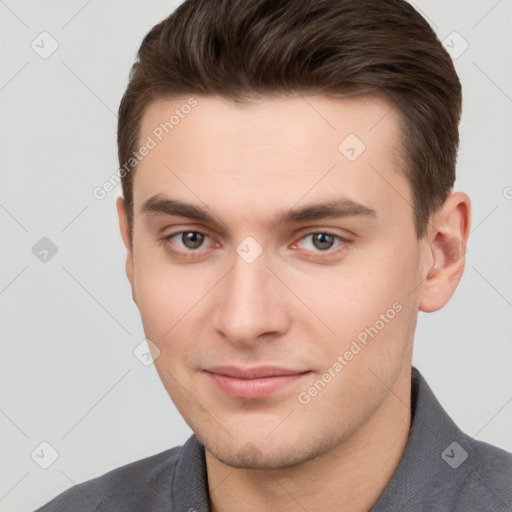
[119,93,432,469]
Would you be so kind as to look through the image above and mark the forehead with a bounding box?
[133,93,411,231]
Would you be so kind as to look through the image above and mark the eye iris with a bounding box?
[182,232,204,249]
[312,233,334,250]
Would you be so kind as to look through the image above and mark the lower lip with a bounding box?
[205,372,310,399]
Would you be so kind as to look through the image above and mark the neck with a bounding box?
[206,365,412,512]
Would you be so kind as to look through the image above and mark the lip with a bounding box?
[204,366,311,399]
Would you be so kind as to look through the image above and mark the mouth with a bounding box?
[203,366,311,399]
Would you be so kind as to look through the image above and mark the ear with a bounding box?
[418,191,471,313]
[116,196,136,303]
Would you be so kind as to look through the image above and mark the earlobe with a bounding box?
[116,197,136,300]
[418,192,471,313]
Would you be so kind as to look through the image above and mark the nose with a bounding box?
[212,248,291,346]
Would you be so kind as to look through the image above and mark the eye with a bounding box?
[297,232,346,252]
[165,231,209,251]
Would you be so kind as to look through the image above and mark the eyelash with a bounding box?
[161,230,350,259]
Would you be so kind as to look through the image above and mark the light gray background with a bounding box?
[1,1,511,510]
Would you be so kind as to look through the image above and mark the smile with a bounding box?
[203,366,311,399]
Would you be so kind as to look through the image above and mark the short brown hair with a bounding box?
[117,0,462,239]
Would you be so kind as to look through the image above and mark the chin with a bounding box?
[199,428,338,470]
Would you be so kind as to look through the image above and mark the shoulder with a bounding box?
[383,368,512,512]
[454,437,512,511]
[34,445,182,511]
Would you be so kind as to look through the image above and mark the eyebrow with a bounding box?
[141,194,377,226]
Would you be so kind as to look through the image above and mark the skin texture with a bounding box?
[117,94,471,512]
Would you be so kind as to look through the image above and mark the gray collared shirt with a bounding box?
[35,367,512,511]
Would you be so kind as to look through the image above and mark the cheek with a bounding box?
[133,269,174,337]
[134,264,202,394]
[292,247,419,352]
[297,262,400,320]
[132,251,216,348]
[132,254,185,349]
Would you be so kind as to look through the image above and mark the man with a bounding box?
[35,0,512,510]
